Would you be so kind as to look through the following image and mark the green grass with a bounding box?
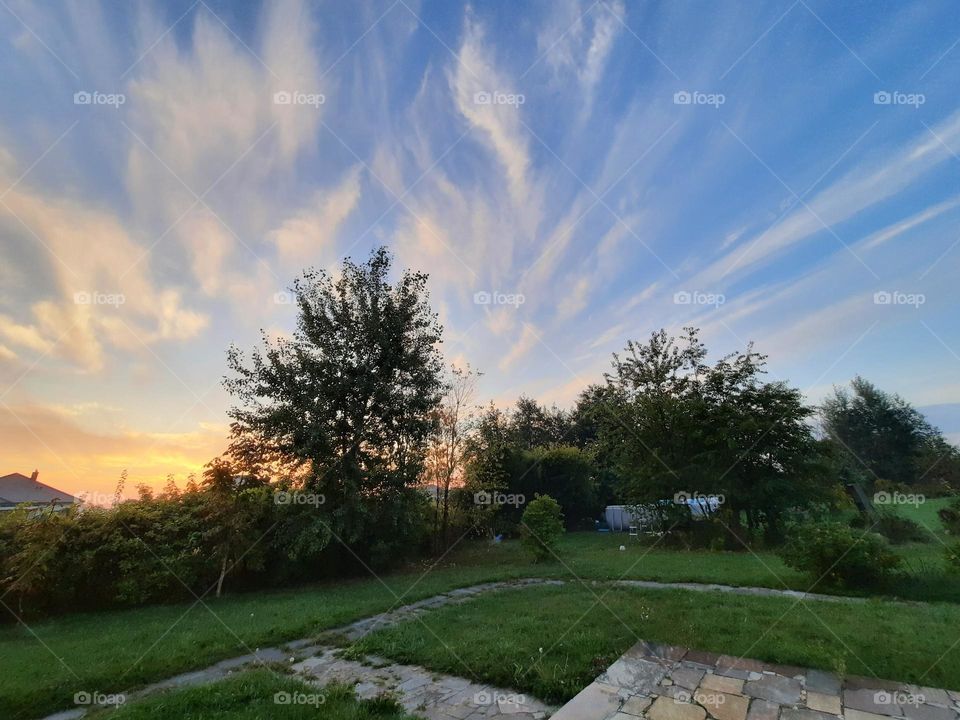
[1,530,956,718]
[349,582,960,703]
[87,671,417,720]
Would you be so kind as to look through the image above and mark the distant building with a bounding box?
[0,470,76,511]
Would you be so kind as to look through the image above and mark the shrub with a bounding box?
[945,541,960,573]
[849,512,928,544]
[778,521,901,588]
[521,494,565,562]
[939,498,960,536]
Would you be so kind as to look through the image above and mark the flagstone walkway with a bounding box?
[553,640,960,720]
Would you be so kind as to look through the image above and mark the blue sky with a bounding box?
[1,0,959,496]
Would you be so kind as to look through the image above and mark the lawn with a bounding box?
[348,582,960,703]
[87,670,417,720]
[1,530,956,718]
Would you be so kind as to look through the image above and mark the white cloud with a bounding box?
[269,167,362,266]
[451,15,532,209]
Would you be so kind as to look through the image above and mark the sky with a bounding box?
[1,0,959,500]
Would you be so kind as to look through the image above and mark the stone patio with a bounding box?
[550,641,960,720]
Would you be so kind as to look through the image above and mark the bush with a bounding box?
[945,541,960,573]
[521,494,565,562]
[849,513,928,544]
[939,498,960,536]
[778,521,901,588]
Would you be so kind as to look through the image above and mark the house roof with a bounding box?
[0,473,77,507]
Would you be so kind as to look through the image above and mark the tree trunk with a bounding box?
[216,554,228,598]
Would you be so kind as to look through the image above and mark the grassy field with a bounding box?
[87,671,416,719]
[349,582,960,702]
[1,527,956,718]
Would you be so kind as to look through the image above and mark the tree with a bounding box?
[423,364,482,550]
[598,328,829,545]
[821,377,958,487]
[224,247,445,564]
[521,494,565,562]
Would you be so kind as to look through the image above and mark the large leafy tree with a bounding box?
[599,328,829,543]
[224,247,444,557]
[821,377,959,487]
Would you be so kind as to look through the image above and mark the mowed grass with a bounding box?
[2,530,956,718]
[87,671,417,720]
[349,583,960,703]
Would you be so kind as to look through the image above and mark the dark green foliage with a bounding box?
[849,512,928,545]
[597,328,831,545]
[224,247,442,568]
[939,497,960,536]
[945,541,960,574]
[779,521,901,588]
[821,377,960,488]
[521,494,565,562]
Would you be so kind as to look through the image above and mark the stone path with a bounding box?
[613,580,866,604]
[294,647,554,719]
[42,579,561,720]
[552,640,960,720]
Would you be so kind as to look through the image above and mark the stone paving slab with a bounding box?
[551,639,960,720]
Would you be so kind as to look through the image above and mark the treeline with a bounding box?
[427,331,960,555]
[3,247,959,615]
